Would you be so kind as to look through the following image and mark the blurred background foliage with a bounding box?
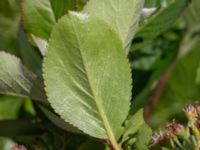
[0,0,200,149]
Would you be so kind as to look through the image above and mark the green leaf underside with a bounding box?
[0,51,35,98]
[44,13,132,139]
[136,0,188,40]
[0,51,45,102]
[83,0,144,51]
[21,0,56,40]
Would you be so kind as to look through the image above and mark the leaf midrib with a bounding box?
[69,16,119,145]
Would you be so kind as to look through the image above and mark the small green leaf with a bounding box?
[121,109,144,142]
[136,0,189,41]
[44,12,132,147]
[21,0,56,40]
[133,123,152,150]
[0,51,46,102]
[83,0,145,52]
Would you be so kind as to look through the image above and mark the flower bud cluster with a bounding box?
[152,102,200,149]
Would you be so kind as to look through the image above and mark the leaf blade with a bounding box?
[21,0,56,40]
[44,12,132,141]
[83,0,144,52]
[0,51,46,102]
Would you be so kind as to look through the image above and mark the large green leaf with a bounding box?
[44,12,132,146]
[21,0,56,40]
[0,51,45,102]
[83,0,144,52]
[135,0,188,43]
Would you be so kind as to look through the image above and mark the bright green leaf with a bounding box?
[21,0,56,40]
[44,12,132,144]
[83,0,145,52]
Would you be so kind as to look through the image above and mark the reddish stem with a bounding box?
[144,62,175,122]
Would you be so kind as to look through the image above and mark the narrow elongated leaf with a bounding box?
[0,51,46,102]
[83,0,144,52]
[44,12,132,141]
[21,0,56,40]
[136,0,188,41]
